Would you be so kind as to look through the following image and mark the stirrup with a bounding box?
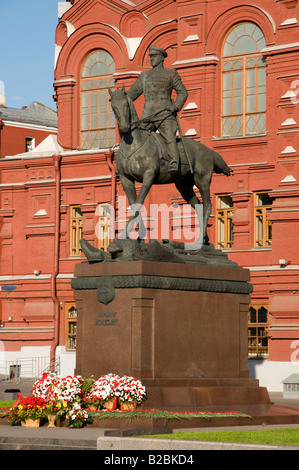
[168,160,179,174]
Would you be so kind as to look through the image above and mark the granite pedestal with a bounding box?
[72,256,270,410]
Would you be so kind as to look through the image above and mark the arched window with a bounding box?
[222,22,266,137]
[80,50,115,149]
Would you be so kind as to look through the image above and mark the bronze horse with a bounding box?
[109,86,230,246]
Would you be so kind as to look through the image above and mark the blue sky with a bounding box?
[1,0,60,111]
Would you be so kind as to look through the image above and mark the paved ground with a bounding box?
[0,376,35,400]
[1,422,299,451]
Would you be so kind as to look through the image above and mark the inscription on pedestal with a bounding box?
[96,312,118,326]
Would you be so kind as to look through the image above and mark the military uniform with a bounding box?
[127,46,188,173]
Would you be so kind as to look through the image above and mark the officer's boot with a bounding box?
[166,142,180,174]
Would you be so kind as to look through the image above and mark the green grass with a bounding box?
[0,401,15,408]
[147,428,299,446]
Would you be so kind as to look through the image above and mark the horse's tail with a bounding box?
[212,151,231,176]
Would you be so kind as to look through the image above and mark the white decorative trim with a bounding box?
[113,71,142,77]
[4,145,116,161]
[281,118,297,126]
[257,7,276,33]
[24,180,56,185]
[228,162,268,167]
[261,42,299,53]
[118,0,136,6]
[0,175,110,188]
[185,128,197,136]
[100,23,144,61]
[65,20,75,37]
[281,90,297,99]
[281,146,296,154]
[61,175,110,183]
[184,102,198,110]
[173,55,219,66]
[270,188,299,193]
[183,34,199,42]
[281,175,297,183]
[34,209,48,216]
[280,18,297,26]
[0,274,51,281]
[58,1,72,18]
[53,78,76,86]
[57,273,74,279]
[54,44,62,68]
[62,147,116,156]
[247,265,299,271]
[122,37,143,60]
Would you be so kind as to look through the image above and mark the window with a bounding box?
[216,195,233,249]
[80,50,116,149]
[70,206,83,256]
[222,22,266,137]
[26,137,35,152]
[66,303,77,351]
[248,303,268,357]
[254,192,272,247]
[97,204,111,252]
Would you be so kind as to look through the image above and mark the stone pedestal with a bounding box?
[72,259,270,409]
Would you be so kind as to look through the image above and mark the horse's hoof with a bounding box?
[108,240,123,254]
[80,238,109,261]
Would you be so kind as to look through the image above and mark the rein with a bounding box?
[115,95,172,160]
[130,109,173,129]
[117,131,151,160]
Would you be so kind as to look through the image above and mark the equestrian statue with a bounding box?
[80,46,231,264]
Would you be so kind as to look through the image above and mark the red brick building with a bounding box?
[0,100,57,159]
[0,0,299,391]
[0,99,58,377]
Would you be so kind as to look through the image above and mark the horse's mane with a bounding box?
[111,89,139,125]
[126,95,139,124]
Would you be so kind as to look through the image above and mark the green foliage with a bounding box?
[81,375,95,398]
[92,408,250,420]
[7,409,21,426]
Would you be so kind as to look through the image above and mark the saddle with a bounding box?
[149,131,187,172]
[133,110,187,173]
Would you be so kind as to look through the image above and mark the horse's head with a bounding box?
[109,85,131,134]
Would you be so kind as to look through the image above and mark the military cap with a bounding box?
[149,46,168,58]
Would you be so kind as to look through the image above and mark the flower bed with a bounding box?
[0,372,148,428]
[0,372,251,429]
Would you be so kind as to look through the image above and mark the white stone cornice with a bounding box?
[173,56,219,66]
[261,42,299,53]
